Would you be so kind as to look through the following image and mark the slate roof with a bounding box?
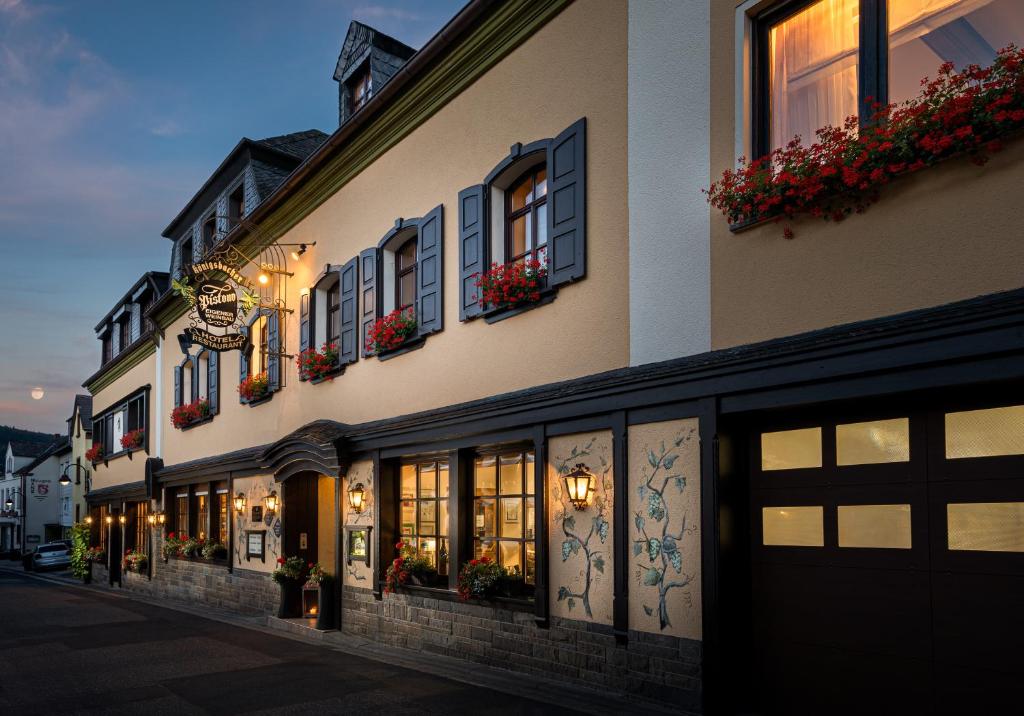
[251,160,294,204]
[86,481,147,503]
[14,437,67,475]
[72,394,93,432]
[8,441,52,459]
[333,21,416,82]
[255,130,328,161]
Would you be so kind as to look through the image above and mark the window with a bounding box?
[762,505,825,546]
[945,404,1024,458]
[180,235,193,274]
[228,185,245,229]
[761,427,822,471]
[215,488,228,544]
[753,0,1024,155]
[176,493,188,536]
[474,452,536,584]
[835,418,910,465]
[506,166,548,266]
[195,492,208,541]
[350,66,372,112]
[175,352,218,415]
[119,318,131,353]
[948,502,1024,552]
[241,309,279,400]
[395,238,417,311]
[837,504,912,549]
[202,214,216,251]
[135,502,148,551]
[399,461,449,576]
[101,334,112,365]
[326,280,341,346]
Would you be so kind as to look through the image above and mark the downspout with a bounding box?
[154,335,163,467]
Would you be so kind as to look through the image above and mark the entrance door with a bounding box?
[750,400,1024,714]
[283,473,318,566]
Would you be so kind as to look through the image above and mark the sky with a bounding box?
[0,0,464,433]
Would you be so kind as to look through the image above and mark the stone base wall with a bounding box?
[106,558,278,616]
[91,562,110,586]
[341,586,702,711]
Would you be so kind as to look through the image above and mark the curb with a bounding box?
[0,565,684,715]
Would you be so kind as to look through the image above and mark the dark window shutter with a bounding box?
[267,310,280,391]
[458,185,486,321]
[339,256,359,366]
[173,365,182,408]
[416,204,444,336]
[359,248,378,357]
[547,117,587,286]
[207,350,219,414]
[239,325,250,401]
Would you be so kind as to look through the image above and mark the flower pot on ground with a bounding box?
[272,556,306,618]
[365,308,417,355]
[296,343,339,381]
[238,372,270,402]
[170,399,211,429]
[473,259,547,311]
[383,541,438,594]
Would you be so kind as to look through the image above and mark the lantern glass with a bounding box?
[158,512,166,525]
[85,516,93,525]
[233,492,246,513]
[118,514,126,525]
[105,515,113,525]
[564,464,594,510]
[264,491,278,513]
[348,482,365,513]
[147,514,156,525]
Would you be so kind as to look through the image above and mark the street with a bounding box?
[0,571,578,715]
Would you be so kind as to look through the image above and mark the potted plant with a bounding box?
[201,542,227,560]
[120,429,145,452]
[303,562,335,629]
[239,372,270,402]
[122,548,148,573]
[383,541,437,594]
[365,308,417,355]
[162,532,183,561]
[171,398,211,429]
[457,557,525,601]
[473,259,547,311]
[85,443,103,465]
[272,555,306,618]
[296,343,339,381]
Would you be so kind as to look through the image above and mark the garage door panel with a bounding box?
[933,659,1024,716]
[932,570,1024,675]
[753,562,932,658]
[755,638,932,716]
[928,480,1024,576]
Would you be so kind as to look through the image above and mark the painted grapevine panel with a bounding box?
[628,419,701,639]
[232,474,282,573]
[548,431,614,625]
[343,459,374,586]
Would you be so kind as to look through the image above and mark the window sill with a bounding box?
[166,555,229,567]
[178,416,214,432]
[727,213,775,234]
[241,392,275,408]
[482,291,557,324]
[398,584,535,612]
[308,367,344,384]
[376,335,426,362]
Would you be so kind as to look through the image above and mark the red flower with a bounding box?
[277,557,285,565]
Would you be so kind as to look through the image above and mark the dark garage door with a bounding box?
[750,400,1024,715]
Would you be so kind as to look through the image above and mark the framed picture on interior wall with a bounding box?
[246,530,266,562]
[345,525,371,566]
[251,505,263,524]
[505,502,519,521]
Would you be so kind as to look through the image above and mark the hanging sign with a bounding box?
[171,255,259,353]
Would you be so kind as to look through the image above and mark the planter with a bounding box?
[277,578,302,619]
[316,580,335,630]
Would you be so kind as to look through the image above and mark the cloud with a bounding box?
[150,118,183,137]
[353,5,421,23]
[0,0,35,22]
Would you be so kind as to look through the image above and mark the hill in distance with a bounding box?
[0,425,61,449]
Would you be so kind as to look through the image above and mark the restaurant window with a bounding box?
[176,493,188,537]
[135,502,148,551]
[399,461,449,576]
[474,451,536,584]
[506,166,548,266]
[195,491,209,541]
[752,0,1023,156]
[215,487,228,544]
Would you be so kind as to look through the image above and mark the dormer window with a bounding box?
[101,334,112,365]
[350,66,372,112]
[228,185,245,229]
[202,214,217,252]
[119,318,131,352]
[180,235,193,275]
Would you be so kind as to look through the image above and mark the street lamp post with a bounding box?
[3,490,23,556]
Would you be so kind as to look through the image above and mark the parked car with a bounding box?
[29,543,71,572]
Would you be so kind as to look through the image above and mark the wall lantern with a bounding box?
[564,463,595,511]
[157,511,166,525]
[118,514,126,526]
[3,498,11,511]
[264,490,279,514]
[85,516,93,525]
[105,515,113,526]
[347,482,366,514]
[147,514,157,526]
[234,492,246,514]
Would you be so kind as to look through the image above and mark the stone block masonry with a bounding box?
[118,559,278,615]
[341,586,702,711]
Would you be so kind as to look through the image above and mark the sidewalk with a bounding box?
[0,563,686,715]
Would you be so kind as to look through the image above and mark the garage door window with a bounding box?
[836,418,910,466]
[762,506,824,546]
[761,428,822,471]
[947,502,1024,552]
[838,504,912,549]
[945,405,1024,459]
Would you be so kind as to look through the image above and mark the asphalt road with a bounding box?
[0,570,578,715]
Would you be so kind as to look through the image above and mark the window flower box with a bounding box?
[366,308,417,355]
[171,399,211,430]
[707,48,1024,238]
[296,343,339,382]
[238,372,270,402]
[384,541,440,594]
[121,548,148,573]
[456,557,530,601]
[85,444,103,465]
[474,259,547,311]
[120,429,144,454]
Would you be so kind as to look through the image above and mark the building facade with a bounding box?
[79,1,1024,713]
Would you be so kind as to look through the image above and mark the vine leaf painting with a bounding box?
[634,428,697,630]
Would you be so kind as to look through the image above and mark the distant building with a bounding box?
[1,441,52,553]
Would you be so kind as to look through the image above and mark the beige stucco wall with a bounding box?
[341,459,375,586]
[548,431,614,625]
[88,351,156,492]
[231,474,281,574]
[710,0,1024,350]
[627,418,701,640]
[317,475,336,575]
[159,0,628,466]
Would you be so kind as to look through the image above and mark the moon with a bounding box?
[30,386,44,400]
